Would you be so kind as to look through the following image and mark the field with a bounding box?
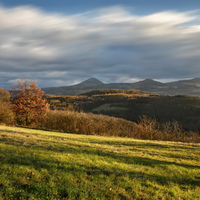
[0,125,200,200]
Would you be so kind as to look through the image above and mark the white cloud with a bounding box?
[0,5,200,88]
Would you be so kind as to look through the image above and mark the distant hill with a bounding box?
[42,77,200,96]
[76,78,104,88]
[42,78,105,95]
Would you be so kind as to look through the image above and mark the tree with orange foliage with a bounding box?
[10,79,49,125]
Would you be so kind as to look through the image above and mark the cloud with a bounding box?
[0,5,200,88]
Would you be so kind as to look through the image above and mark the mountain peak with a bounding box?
[79,78,104,87]
[143,79,158,83]
[144,79,163,83]
[134,79,164,87]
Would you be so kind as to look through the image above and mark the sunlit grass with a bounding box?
[0,125,200,199]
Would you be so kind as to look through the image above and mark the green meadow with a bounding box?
[0,125,200,200]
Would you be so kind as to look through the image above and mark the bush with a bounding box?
[34,110,200,143]
[0,88,15,125]
[138,115,200,143]
[0,101,15,125]
[36,110,142,138]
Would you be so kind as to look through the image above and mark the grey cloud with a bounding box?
[0,5,200,89]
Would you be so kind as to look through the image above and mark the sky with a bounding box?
[1,0,200,89]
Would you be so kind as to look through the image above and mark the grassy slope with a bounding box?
[0,126,200,200]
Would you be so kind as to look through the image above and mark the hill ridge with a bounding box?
[42,77,200,96]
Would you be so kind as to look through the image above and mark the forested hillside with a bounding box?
[45,89,200,131]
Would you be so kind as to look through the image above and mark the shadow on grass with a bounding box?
[1,137,199,170]
[1,139,200,188]
[89,140,199,149]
